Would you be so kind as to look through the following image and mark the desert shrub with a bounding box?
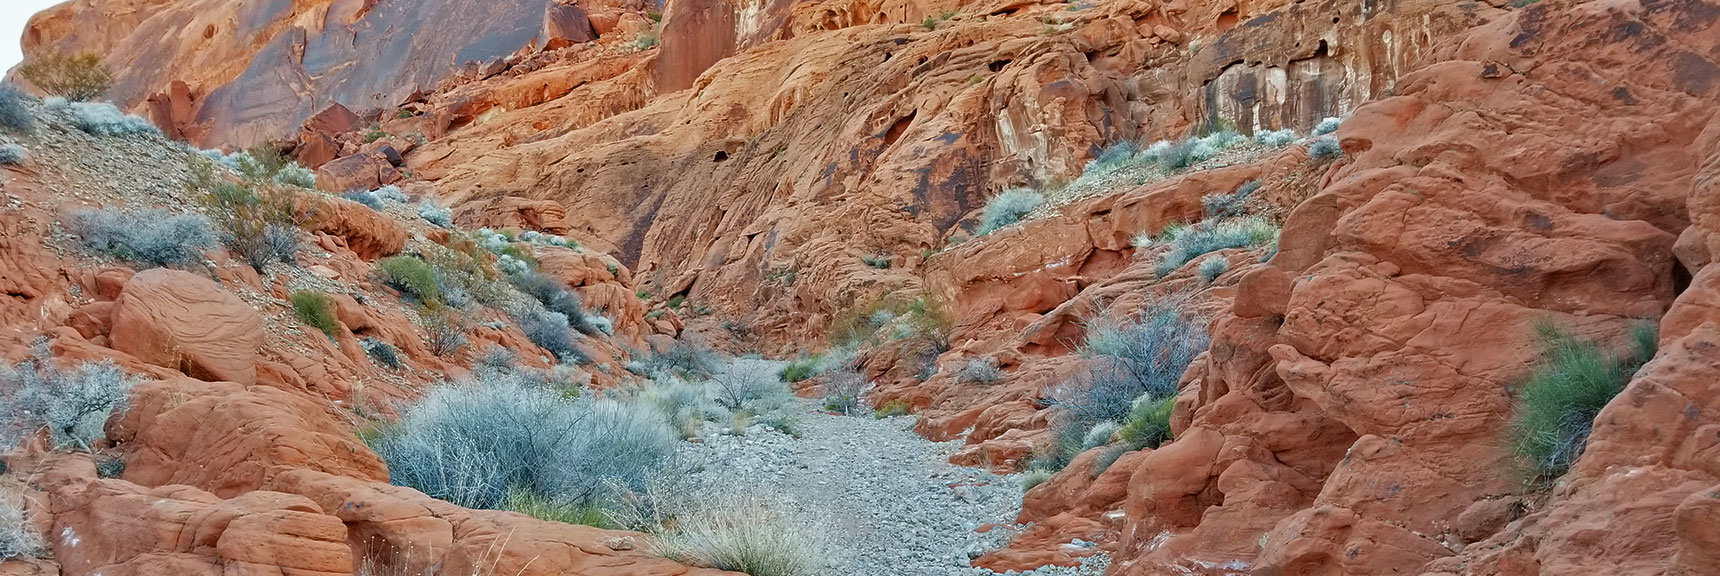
[1254,129,1298,148]
[1018,469,1054,492]
[197,174,305,272]
[418,200,453,228]
[0,488,42,561]
[70,208,217,268]
[709,359,788,412]
[18,52,112,101]
[1046,297,1205,460]
[1195,129,1244,151]
[874,398,911,417]
[0,85,36,133]
[372,185,408,203]
[364,375,676,511]
[820,369,868,416]
[1509,323,1656,485]
[958,356,1004,384]
[1076,299,1206,408]
[291,291,340,337]
[510,270,600,335]
[1308,136,1342,161]
[423,311,467,357]
[380,256,444,306]
[588,314,615,336]
[1,340,138,451]
[1314,116,1342,135]
[643,378,726,438]
[1203,180,1259,218]
[860,253,891,269]
[1082,420,1120,450]
[68,102,157,136]
[1032,417,1088,471]
[262,223,301,265]
[639,481,832,576]
[1198,257,1229,282]
[1154,215,1278,276]
[898,297,952,353]
[503,486,614,528]
[95,454,126,478]
[1084,141,1142,176]
[780,355,824,383]
[0,144,26,165]
[1117,394,1175,449]
[708,359,796,434]
[640,339,724,378]
[275,163,316,188]
[977,188,1043,235]
[1145,139,1196,171]
[342,190,385,210]
[361,337,402,369]
[521,312,583,363]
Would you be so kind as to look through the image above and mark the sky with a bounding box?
[1,1,65,72]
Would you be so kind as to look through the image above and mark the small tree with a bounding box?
[18,52,113,101]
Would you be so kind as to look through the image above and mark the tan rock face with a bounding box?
[112,376,388,498]
[108,269,264,386]
[20,0,637,146]
[24,458,728,576]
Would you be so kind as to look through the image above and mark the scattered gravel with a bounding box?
[677,402,1109,576]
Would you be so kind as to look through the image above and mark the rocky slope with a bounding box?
[0,100,721,576]
[10,0,1720,575]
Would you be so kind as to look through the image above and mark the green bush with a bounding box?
[875,398,912,418]
[503,486,615,529]
[1117,394,1175,449]
[18,52,112,101]
[1509,323,1655,486]
[1203,180,1259,218]
[290,291,340,337]
[380,256,444,306]
[1018,469,1054,492]
[780,355,823,383]
[197,172,303,272]
[978,188,1043,235]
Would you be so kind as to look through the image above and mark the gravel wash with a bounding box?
[675,403,1109,576]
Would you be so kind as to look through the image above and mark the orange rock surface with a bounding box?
[10,0,1720,574]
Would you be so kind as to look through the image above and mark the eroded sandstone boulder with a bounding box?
[108,269,263,385]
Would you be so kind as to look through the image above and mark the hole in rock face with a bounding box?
[883,110,917,148]
[989,59,1011,72]
[1674,260,1694,296]
[204,25,216,39]
[714,150,729,162]
[1217,9,1239,31]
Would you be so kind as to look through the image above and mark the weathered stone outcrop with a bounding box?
[109,269,264,386]
[22,457,733,576]
[19,0,637,146]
